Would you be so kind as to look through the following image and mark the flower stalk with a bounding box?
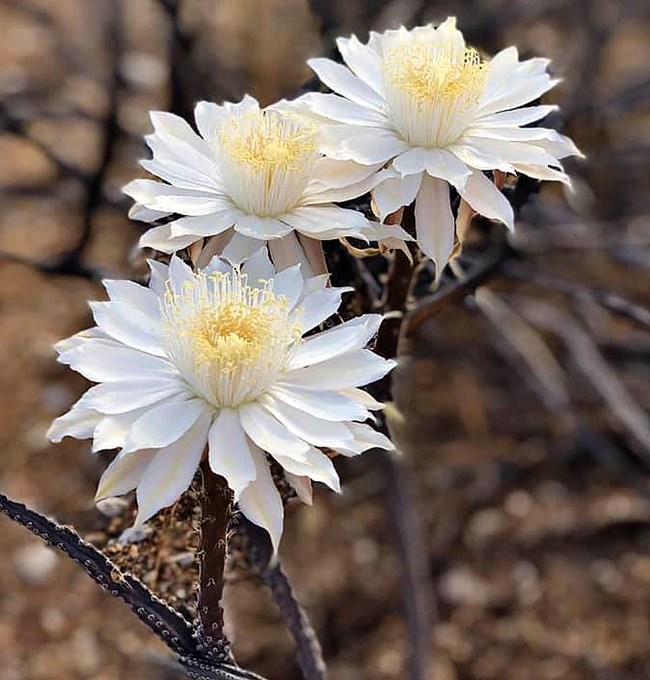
[196,459,233,663]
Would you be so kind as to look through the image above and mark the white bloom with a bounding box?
[47,249,395,551]
[124,96,410,269]
[301,17,582,274]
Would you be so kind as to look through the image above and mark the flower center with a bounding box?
[162,269,303,407]
[191,303,270,373]
[382,41,487,148]
[216,110,318,217]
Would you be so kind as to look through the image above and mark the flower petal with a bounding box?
[135,411,211,525]
[307,58,385,109]
[47,403,102,443]
[139,224,200,254]
[458,170,514,231]
[95,449,158,501]
[239,402,310,458]
[336,34,384,94]
[102,280,160,320]
[123,398,207,453]
[82,379,187,415]
[337,421,395,456]
[238,442,284,555]
[270,445,340,493]
[58,340,174,382]
[89,301,164,356]
[414,175,455,279]
[282,350,395,390]
[259,395,354,449]
[373,172,422,220]
[208,408,256,500]
[288,315,382,369]
[270,384,369,422]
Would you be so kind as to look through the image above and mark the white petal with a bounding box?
[479,74,560,117]
[414,175,455,278]
[449,141,514,173]
[299,287,350,331]
[373,172,422,220]
[102,280,160,320]
[129,203,169,223]
[285,473,313,505]
[299,92,388,127]
[308,58,385,109]
[281,205,369,238]
[474,105,558,128]
[424,149,471,188]
[270,446,340,493]
[234,215,292,239]
[393,148,430,176]
[337,421,394,456]
[194,95,260,140]
[95,449,157,501]
[336,34,384,94]
[270,264,303,309]
[320,124,407,163]
[147,259,169,296]
[58,340,174,382]
[169,212,238,238]
[513,163,570,184]
[270,384,369,422]
[283,349,395,390]
[93,408,151,452]
[149,110,209,156]
[123,398,208,452]
[168,255,195,292]
[89,301,164,357]
[238,443,284,555]
[238,402,310,458]
[135,411,211,525]
[54,327,108,355]
[241,247,274,283]
[123,179,227,216]
[82,379,186,415]
[259,395,354,449]
[221,231,263,264]
[458,170,514,230]
[311,157,383,189]
[139,224,199,254]
[48,403,101,443]
[208,408,256,500]
[288,315,382,369]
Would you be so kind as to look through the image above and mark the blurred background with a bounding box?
[0,0,649,679]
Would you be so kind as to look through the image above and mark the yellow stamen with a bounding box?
[384,44,487,105]
[220,110,317,172]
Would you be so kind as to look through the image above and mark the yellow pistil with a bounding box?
[384,43,487,106]
[190,302,271,373]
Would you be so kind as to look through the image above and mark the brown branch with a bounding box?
[233,517,326,680]
[511,297,650,460]
[502,261,650,329]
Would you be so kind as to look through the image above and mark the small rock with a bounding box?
[170,552,194,568]
[14,543,59,586]
[439,566,489,606]
[118,525,152,544]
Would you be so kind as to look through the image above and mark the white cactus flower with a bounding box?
[48,249,395,552]
[301,17,582,274]
[124,96,410,271]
